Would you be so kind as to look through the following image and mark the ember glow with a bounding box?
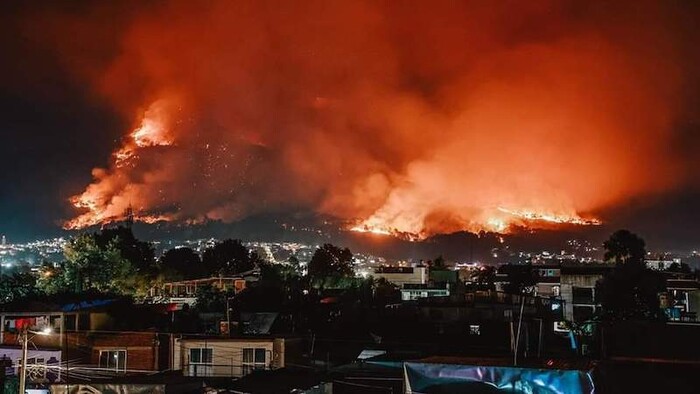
[496,208,601,226]
[65,101,177,229]
[351,207,601,240]
[60,2,688,237]
[114,100,175,168]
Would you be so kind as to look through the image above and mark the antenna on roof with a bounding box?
[124,204,135,228]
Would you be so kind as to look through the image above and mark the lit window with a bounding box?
[469,325,481,335]
[242,348,267,375]
[99,350,126,372]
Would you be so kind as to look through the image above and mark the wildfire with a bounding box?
[62,2,680,236]
[350,207,601,241]
[114,101,174,167]
[496,207,601,226]
[349,225,393,236]
[64,100,176,229]
[349,217,427,241]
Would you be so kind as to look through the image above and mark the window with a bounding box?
[189,348,213,364]
[469,325,481,335]
[242,348,266,375]
[572,287,594,304]
[188,348,213,377]
[99,350,126,372]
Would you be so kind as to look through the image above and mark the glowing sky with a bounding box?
[2,1,700,246]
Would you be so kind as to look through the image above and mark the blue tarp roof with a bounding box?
[60,299,116,312]
[404,362,594,394]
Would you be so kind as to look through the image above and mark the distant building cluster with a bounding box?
[0,237,66,270]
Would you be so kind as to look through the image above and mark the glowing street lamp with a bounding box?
[19,326,53,394]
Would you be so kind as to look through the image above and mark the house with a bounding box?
[533,266,562,298]
[148,276,248,309]
[645,258,680,271]
[400,284,450,301]
[173,336,302,378]
[496,263,615,323]
[559,265,612,323]
[0,300,175,389]
[372,266,455,301]
[1,316,167,373]
[662,277,700,321]
[372,266,426,288]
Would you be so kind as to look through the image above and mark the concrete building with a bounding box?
[662,277,700,321]
[496,264,613,324]
[400,284,450,301]
[559,266,612,323]
[645,258,680,271]
[148,276,248,308]
[174,337,301,378]
[372,266,427,288]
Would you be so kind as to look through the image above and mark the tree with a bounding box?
[193,284,229,313]
[50,233,141,295]
[603,229,646,265]
[202,239,257,276]
[432,255,446,270]
[287,255,303,275]
[0,273,38,304]
[307,243,354,281]
[37,262,71,295]
[159,247,204,280]
[373,278,401,305]
[94,226,157,278]
[596,230,666,320]
[668,262,692,274]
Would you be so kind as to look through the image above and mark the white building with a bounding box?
[372,266,427,288]
[645,258,681,271]
[174,337,301,378]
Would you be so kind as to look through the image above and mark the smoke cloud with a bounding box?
[50,1,696,236]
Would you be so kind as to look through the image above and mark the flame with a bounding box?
[496,207,601,226]
[114,101,174,168]
[64,100,176,229]
[349,225,392,236]
[60,2,683,235]
[349,223,425,242]
[350,207,601,240]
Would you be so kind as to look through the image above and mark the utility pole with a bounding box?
[226,296,231,336]
[19,326,53,394]
[19,327,28,394]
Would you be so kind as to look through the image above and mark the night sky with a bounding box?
[1,1,700,250]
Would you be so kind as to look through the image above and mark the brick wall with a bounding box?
[88,332,158,371]
[2,330,160,371]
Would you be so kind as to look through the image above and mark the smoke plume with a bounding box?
[53,1,696,236]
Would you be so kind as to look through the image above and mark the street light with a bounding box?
[19,326,53,394]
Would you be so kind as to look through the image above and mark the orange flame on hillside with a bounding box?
[64,100,176,229]
[57,2,687,236]
[350,207,601,240]
[113,101,174,167]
